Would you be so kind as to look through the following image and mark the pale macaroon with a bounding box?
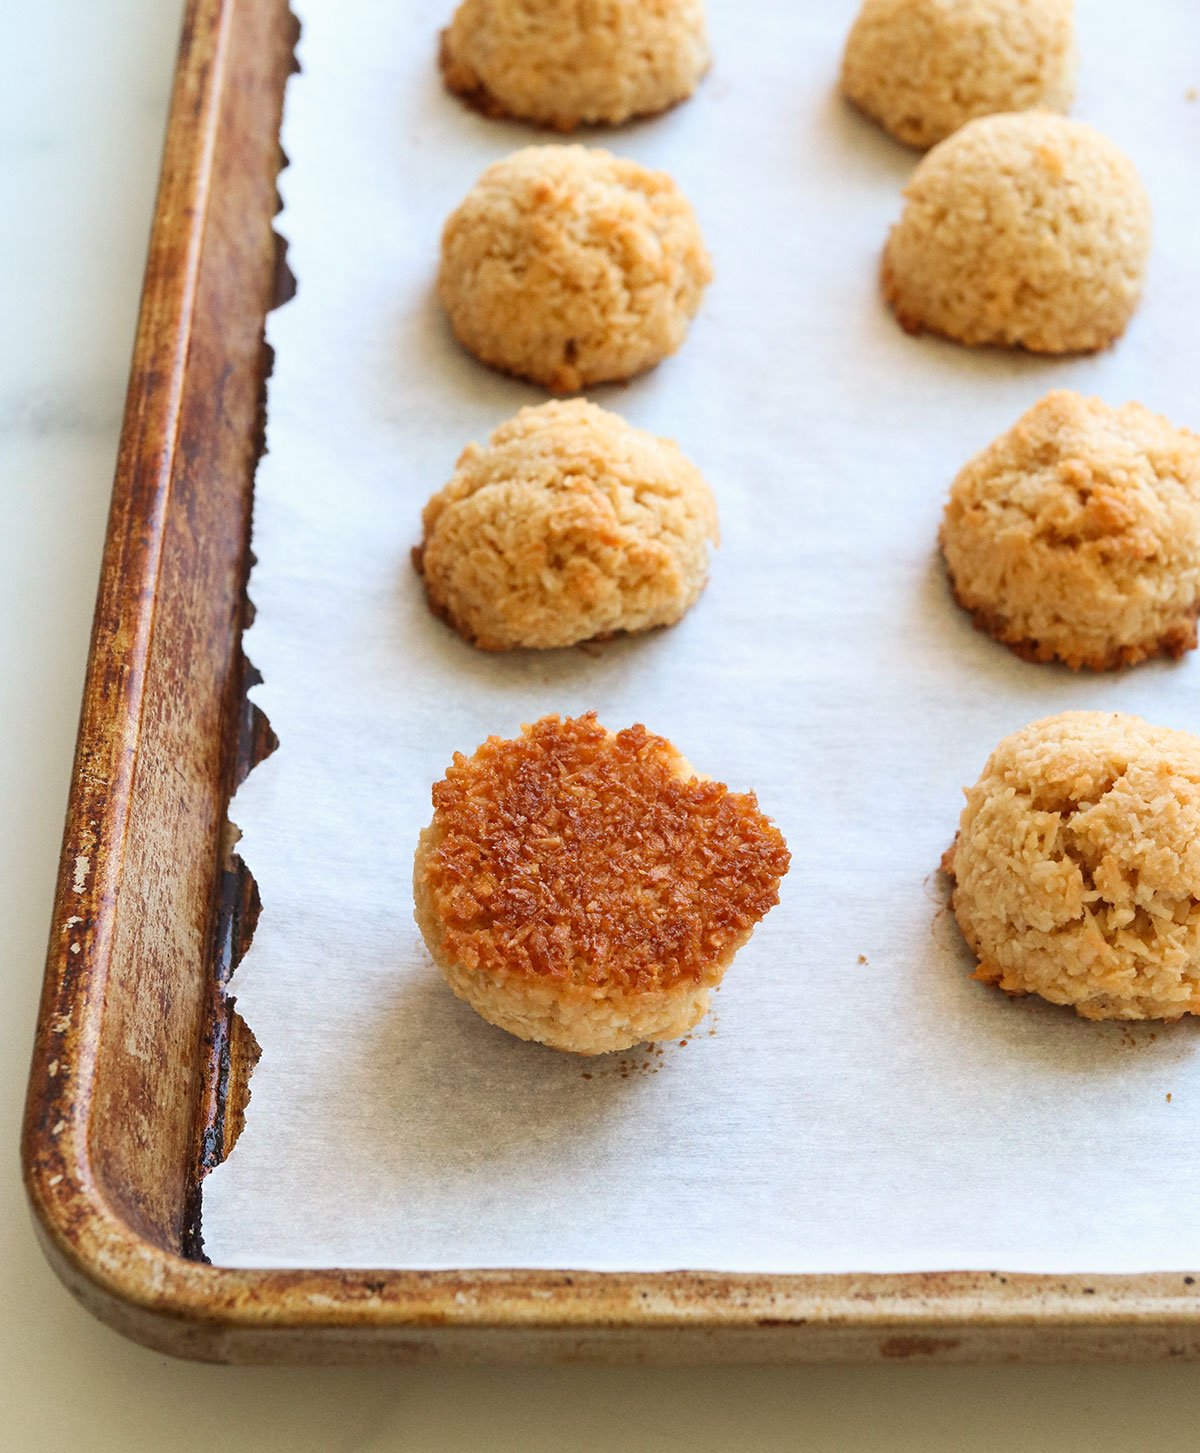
[438,145,712,391]
[841,0,1076,150]
[440,0,710,130]
[883,113,1151,352]
[944,712,1200,1021]
[415,399,719,651]
[413,713,791,1055]
[941,392,1200,670]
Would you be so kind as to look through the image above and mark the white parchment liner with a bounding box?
[203,0,1200,1271]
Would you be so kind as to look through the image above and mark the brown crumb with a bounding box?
[857,954,868,965]
[1167,1092,1173,1103]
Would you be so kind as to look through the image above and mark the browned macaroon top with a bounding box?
[421,713,790,992]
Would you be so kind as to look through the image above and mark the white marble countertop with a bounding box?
[3,3,1200,1447]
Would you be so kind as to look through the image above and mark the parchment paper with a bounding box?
[202,0,1200,1272]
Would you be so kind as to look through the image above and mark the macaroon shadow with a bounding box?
[900,543,1041,698]
[815,79,917,189]
[395,283,545,425]
[345,964,661,1183]
[395,532,696,711]
[909,542,1197,710]
[923,890,1200,1076]
[857,283,1099,405]
[392,31,545,165]
[908,543,1067,693]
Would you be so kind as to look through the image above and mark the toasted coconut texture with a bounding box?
[440,0,710,130]
[941,392,1200,670]
[841,0,1076,150]
[413,713,790,1054]
[883,113,1151,352]
[416,400,719,651]
[944,712,1200,1021]
[437,145,712,391]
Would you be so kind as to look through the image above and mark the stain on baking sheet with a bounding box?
[182,658,274,1262]
[181,88,297,1261]
[878,1335,961,1359]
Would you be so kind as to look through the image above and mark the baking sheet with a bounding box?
[202,0,1200,1272]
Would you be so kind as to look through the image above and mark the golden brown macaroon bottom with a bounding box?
[412,713,788,1054]
[437,27,706,133]
[413,821,737,1054]
[941,547,1200,672]
[880,253,1128,355]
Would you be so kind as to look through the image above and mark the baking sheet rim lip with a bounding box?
[23,1167,1200,1334]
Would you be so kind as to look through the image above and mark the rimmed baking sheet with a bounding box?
[202,0,1200,1273]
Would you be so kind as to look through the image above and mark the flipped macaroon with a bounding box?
[944,712,1200,1022]
[415,399,718,651]
[413,713,790,1054]
[941,391,1200,670]
[438,145,712,391]
[440,0,710,130]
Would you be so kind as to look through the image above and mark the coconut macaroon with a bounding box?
[438,145,712,392]
[440,0,710,130]
[944,712,1200,1021]
[883,113,1151,353]
[841,0,1076,150]
[415,400,718,651]
[413,713,790,1054]
[941,392,1200,671]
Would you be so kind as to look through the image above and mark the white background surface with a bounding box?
[5,1,1200,1447]
[204,0,1200,1278]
